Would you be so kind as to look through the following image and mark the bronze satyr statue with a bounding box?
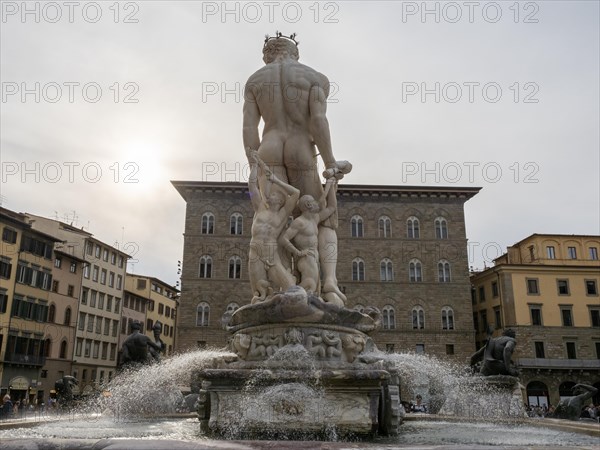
[121,320,163,365]
[552,384,598,420]
[470,328,519,377]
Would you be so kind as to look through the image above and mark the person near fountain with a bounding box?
[279,177,338,294]
[552,383,599,421]
[0,394,13,419]
[247,150,300,303]
[411,394,427,413]
[243,32,350,305]
[121,320,163,365]
[469,328,519,377]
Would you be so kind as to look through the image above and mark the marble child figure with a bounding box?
[247,151,299,303]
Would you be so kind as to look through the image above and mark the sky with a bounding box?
[1,1,599,286]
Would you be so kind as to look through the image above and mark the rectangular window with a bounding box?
[81,288,88,305]
[526,278,539,295]
[102,342,108,360]
[98,293,105,310]
[86,241,93,255]
[110,252,116,265]
[78,312,86,330]
[557,279,570,295]
[534,341,545,358]
[83,264,90,279]
[116,275,122,290]
[54,257,62,268]
[90,290,97,307]
[566,342,577,359]
[567,246,577,259]
[75,338,83,357]
[2,227,17,243]
[70,261,77,273]
[473,312,479,332]
[95,245,101,259]
[478,286,485,302]
[494,307,502,329]
[589,247,598,260]
[561,307,573,327]
[108,272,114,287]
[67,285,75,297]
[415,344,425,354]
[87,315,95,332]
[110,344,117,360]
[115,298,121,313]
[445,344,455,355]
[93,341,100,359]
[84,340,91,357]
[546,246,556,259]
[385,344,395,353]
[100,269,107,285]
[92,265,99,282]
[107,295,113,311]
[530,306,542,326]
[0,259,11,279]
[491,281,499,298]
[0,291,8,313]
[118,255,124,268]
[590,309,600,328]
[586,280,598,296]
[480,311,488,331]
[112,319,119,337]
[95,316,102,334]
[158,303,164,315]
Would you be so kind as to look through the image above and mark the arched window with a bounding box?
[351,215,364,237]
[409,259,423,282]
[442,306,454,330]
[201,212,215,234]
[196,302,210,327]
[558,381,577,400]
[64,307,72,326]
[380,258,393,281]
[435,217,448,239]
[228,256,241,279]
[225,302,239,314]
[48,304,56,323]
[407,216,420,239]
[438,260,451,282]
[44,338,52,357]
[199,255,212,279]
[378,216,392,238]
[412,306,425,330]
[353,304,365,313]
[383,305,396,330]
[230,213,243,235]
[526,381,550,407]
[59,340,68,359]
[352,258,365,281]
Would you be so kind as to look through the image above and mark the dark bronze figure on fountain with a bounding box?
[469,328,519,377]
[552,384,598,420]
[121,320,163,366]
[54,375,78,406]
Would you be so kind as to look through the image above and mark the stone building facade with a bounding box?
[470,234,600,407]
[172,181,480,363]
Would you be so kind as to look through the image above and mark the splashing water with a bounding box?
[89,349,234,418]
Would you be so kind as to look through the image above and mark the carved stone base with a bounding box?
[198,367,401,438]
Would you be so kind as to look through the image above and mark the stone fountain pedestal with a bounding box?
[196,288,402,438]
